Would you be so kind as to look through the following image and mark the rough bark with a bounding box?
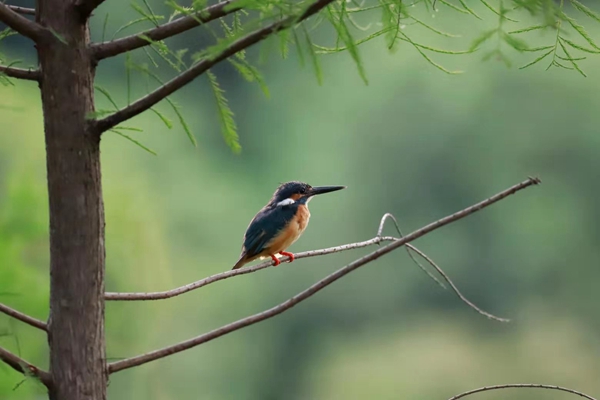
[36,1,107,399]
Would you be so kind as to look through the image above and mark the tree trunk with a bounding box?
[36,1,107,399]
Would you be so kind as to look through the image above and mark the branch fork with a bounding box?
[106,177,540,373]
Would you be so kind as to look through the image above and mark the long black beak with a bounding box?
[308,185,346,196]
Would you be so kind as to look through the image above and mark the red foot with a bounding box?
[270,254,281,266]
[279,251,295,263]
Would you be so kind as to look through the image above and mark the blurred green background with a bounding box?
[2,1,600,399]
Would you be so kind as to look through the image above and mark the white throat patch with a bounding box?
[276,198,295,207]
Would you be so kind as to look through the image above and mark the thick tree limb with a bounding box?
[7,5,35,16]
[94,0,336,134]
[74,0,106,18]
[105,236,398,301]
[0,302,47,331]
[0,4,46,42]
[91,0,238,61]
[0,346,52,388]
[0,65,40,81]
[448,384,597,400]
[108,177,540,373]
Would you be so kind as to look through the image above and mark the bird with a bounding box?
[232,181,346,270]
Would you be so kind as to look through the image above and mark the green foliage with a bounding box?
[229,58,270,97]
[325,3,368,83]
[0,30,29,86]
[304,26,324,85]
[48,28,68,45]
[112,17,157,40]
[109,128,158,155]
[124,57,197,146]
[150,108,174,129]
[89,0,600,155]
[94,84,160,152]
[131,1,164,26]
[0,28,17,42]
[571,0,600,24]
[101,13,109,42]
[95,85,119,110]
[206,70,241,154]
[458,0,483,19]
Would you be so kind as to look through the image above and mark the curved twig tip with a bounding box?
[377,213,509,322]
[377,213,446,289]
[448,384,597,400]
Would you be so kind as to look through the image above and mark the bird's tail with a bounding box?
[232,254,247,270]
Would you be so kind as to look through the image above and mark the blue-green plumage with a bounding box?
[232,181,346,270]
[242,201,301,259]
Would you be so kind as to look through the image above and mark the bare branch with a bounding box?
[7,5,35,16]
[405,244,508,322]
[448,384,597,400]
[0,4,46,42]
[108,177,540,373]
[0,302,47,331]
[90,0,238,61]
[0,346,52,388]
[93,0,337,134]
[105,236,399,301]
[377,212,447,289]
[376,212,504,323]
[0,65,40,81]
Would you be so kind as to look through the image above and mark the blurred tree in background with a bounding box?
[1,0,600,399]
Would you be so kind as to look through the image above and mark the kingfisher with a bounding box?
[232,181,346,270]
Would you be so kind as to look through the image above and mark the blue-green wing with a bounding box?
[242,204,297,258]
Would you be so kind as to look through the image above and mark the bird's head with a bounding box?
[269,181,346,207]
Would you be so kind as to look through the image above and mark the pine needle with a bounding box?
[109,129,157,155]
[206,70,241,153]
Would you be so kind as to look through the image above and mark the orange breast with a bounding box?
[296,204,310,232]
[266,205,311,254]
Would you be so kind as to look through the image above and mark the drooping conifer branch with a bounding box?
[93,0,337,133]
[90,0,238,61]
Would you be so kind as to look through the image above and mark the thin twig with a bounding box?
[0,346,52,388]
[0,4,47,42]
[0,65,40,81]
[377,212,446,289]
[93,0,337,134]
[405,244,508,322]
[448,384,597,400]
[7,5,35,16]
[105,236,399,301]
[0,303,47,331]
[91,0,238,61]
[108,177,540,373]
[377,213,505,320]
